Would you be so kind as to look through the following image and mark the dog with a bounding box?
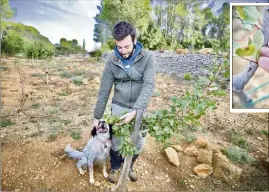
[65,120,111,184]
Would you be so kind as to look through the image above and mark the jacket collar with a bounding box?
[111,50,145,69]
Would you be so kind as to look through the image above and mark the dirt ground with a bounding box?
[1,57,269,191]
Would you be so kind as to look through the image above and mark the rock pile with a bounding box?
[164,136,242,183]
[102,50,225,77]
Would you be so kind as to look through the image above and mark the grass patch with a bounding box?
[60,71,73,78]
[62,119,72,125]
[47,133,58,142]
[72,69,86,76]
[1,120,13,127]
[221,146,256,164]
[47,123,63,142]
[58,91,69,96]
[70,131,82,140]
[183,73,191,80]
[230,132,252,151]
[261,129,269,136]
[0,65,8,71]
[184,133,197,143]
[31,103,40,109]
[152,91,161,97]
[31,73,45,77]
[71,77,83,86]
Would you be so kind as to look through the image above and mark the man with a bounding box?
[259,47,269,72]
[92,21,156,183]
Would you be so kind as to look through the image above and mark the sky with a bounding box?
[7,0,269,51]
[8,0,101,51]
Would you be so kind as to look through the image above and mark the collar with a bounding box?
[111,51,145,69]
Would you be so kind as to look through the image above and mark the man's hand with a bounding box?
[258,47,269,72]
[115,110,137,126]
[92,119,99,129]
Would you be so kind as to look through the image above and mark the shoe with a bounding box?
[128,169,138,182]
[108,169,120,183]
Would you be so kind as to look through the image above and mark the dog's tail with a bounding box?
[64,144,83,159]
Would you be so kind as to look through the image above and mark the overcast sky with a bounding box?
[7,0,269,51]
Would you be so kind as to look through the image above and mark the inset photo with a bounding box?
[231,3,269,112]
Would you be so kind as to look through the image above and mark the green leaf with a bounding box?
[213,89,226,96]
[252,30,264,50]
[235,45,255,57]
[169,119,174,126]
[243,6,260,23]
[236,6,245,19]
[242,22,254,30]
[192,121,203,130]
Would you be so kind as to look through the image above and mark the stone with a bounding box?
[165,147,180,167]
[193,164,213,178]
[94,181,101,187]
[82,79,89,85]
[206,143,221,153]
[170,145,183,152]
[194,136,208,148]
[92,77,100,84]
[197,149,213,165]
[184,146,199,157]
[213,152,230,170]
[257,137,263,141]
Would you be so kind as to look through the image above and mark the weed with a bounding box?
[71,77,83,86]
[1,120,13,127]
[230,132,252,151]
[31,103,40,109]
[185,134,197,143]
[60,71,73,78]
[0,65,8,71]
[152,91,161,97]
[70,131,82,140]
[183,73,191,80]
[62,119,72,125]
[47,133,58,142]
[58,91,69,96]
[31,73,45,77]
[261,129,269,136]
[221,146,256,164]
[178,179,186,186]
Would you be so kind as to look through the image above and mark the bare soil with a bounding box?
[1,57,268,191]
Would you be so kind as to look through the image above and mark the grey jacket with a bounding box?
[94,50,156,119]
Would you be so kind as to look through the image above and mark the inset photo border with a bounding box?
[230,3,269,113]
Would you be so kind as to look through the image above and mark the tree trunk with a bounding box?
[111,110,144,192]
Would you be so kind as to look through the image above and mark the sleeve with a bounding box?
[93,61,114,119]
[132,54,156,110]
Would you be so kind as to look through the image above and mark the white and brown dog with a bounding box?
[65,120,111,184]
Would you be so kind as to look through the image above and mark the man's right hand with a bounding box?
[92,119,99,129]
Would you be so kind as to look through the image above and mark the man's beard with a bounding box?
[121,47,134,59]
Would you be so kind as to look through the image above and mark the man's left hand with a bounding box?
[115,110,137,126]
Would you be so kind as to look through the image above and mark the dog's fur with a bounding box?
[65,121,111,184]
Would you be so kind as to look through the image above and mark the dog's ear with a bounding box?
[91,126,97,137]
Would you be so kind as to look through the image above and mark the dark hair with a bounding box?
[112,21,136,42]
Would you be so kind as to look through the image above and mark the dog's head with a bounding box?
[91,120,110,139]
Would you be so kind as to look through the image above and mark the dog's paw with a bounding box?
[89,178,95,185]
[103,171,108,178]
[79,170,85,175]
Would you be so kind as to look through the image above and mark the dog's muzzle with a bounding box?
[97,121,109,133]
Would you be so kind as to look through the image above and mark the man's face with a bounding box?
[115,35,135,59]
